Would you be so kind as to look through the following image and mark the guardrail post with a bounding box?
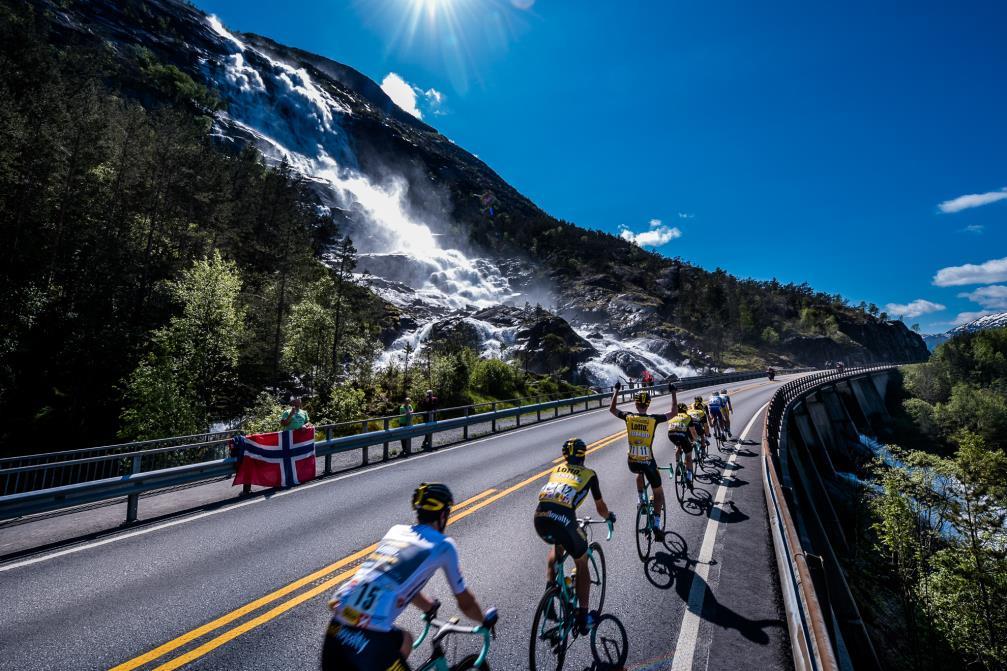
[324,427,333,475]
[463,407,470,440]
[491,402,497,433]
[516,399,522,427]
[125,454,141,525]
[537,398,542,423]
[361,420,370,465]
[382,418,390,461]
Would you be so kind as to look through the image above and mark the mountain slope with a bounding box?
[924,312,1007,350]
[15,0,926,380]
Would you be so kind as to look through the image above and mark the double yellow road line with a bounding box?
[112,378,776,670]
[111,430,627,671]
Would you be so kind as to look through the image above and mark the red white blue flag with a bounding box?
[232,428,316,488]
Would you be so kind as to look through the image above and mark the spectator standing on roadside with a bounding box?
[418,390,438,451]
[641,370,654,388]
[280,396,309,431]
[398,397,414,455]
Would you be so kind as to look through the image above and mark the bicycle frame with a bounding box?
[413,615,493,669]
[551,517,614,613]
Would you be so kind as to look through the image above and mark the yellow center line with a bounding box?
[112,431,626,671]
[149,431,630,671]
[108,487,497,671]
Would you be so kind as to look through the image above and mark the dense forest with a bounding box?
[852,330,1007,671]
[0,0,925,455]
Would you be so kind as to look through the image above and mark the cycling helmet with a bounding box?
[720,389,728,395]
[562,438,587,461]
[694,395,703,403]
[634,391,651,405]
[412,482,454,513]
[677,402,689,413]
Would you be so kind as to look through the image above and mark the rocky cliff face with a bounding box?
[32,0,929,381]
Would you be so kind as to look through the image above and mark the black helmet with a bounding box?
[693,395,703,403]
[562,438,587,461]
[634,391,651,405]
[677,402,689,413]
[412,482,454,513]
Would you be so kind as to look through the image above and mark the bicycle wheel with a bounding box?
[589,614,629,669]
[587,541,607,614]
[452,654,490,670]
[530,586,569,671]
[635,498,652,560]
[674,458,686,505]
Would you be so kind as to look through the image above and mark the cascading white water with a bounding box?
[204,16,513,314]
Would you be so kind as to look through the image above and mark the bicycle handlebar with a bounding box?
[577,516,615,541]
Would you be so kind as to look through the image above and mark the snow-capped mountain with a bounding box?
[924,312,1007,350]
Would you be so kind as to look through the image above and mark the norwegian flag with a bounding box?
[231,428,317,489]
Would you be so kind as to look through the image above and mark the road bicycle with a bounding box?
[413,603,497,670]
[635,471,667,560]
[712,418,729,452]
[673,440,701,505]
[529,516,613,671]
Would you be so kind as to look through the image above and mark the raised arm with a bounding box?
[665,385,679,419]
[608,381,623,417]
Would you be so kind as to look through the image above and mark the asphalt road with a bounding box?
[0,375,799,671]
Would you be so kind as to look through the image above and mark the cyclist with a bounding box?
[668,403,700,489]
[718,389,734,437]
[534,438,614,634]
[325,483,497,671]
[609,384,678,536]
[688,396,712,449]
[705,392,726,440]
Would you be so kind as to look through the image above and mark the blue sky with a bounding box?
[198,0,1007,334]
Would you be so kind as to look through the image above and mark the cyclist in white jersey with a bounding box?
[325,483,497,670]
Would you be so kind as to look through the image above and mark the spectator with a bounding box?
[641,370,654,388]
[398,397,414,455]
[418,389,438,452]
[279,396,309,431]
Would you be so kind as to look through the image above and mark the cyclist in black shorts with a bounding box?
[326,483,497,670]
[609,383,679,536]
[668,403,700,489]
[534,438,614,633]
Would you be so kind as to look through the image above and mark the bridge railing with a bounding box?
[0,368,810,524]
[762,365,895,671]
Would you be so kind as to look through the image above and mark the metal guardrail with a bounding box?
[0,368,810,524]
[762,365,897,671]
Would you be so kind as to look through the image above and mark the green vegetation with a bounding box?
[856,329,1007,670]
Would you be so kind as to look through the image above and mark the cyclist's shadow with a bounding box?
[642,531,700,590]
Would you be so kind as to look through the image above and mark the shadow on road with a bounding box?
[710,499,750,525]
[642,532,696,590]
[681,487,713,516]
[671,565,782,645]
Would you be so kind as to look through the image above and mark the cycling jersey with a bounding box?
[535,463,601,559]
[616,411,668,462]
[687,407,707,429]
[706,395,724,410]
[667,413,693,435]
[537,463,601,511]
[331,524,466,632]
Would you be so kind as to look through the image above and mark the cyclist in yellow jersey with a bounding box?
[667,403,700,488]
[609,383,679,537]
[534,438,614,633]
[688,396,711,450]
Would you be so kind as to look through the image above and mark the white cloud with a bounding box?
[381,73,422,118]
[677,212,694,219]
[933,256,1007,287]
[957,284,1007,310]
[962,224,985,234]
[884,299,946,319]
[619,219,682,248]
[938,187,1007,214]
[953,310,996,326]
[380,73,446,120]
